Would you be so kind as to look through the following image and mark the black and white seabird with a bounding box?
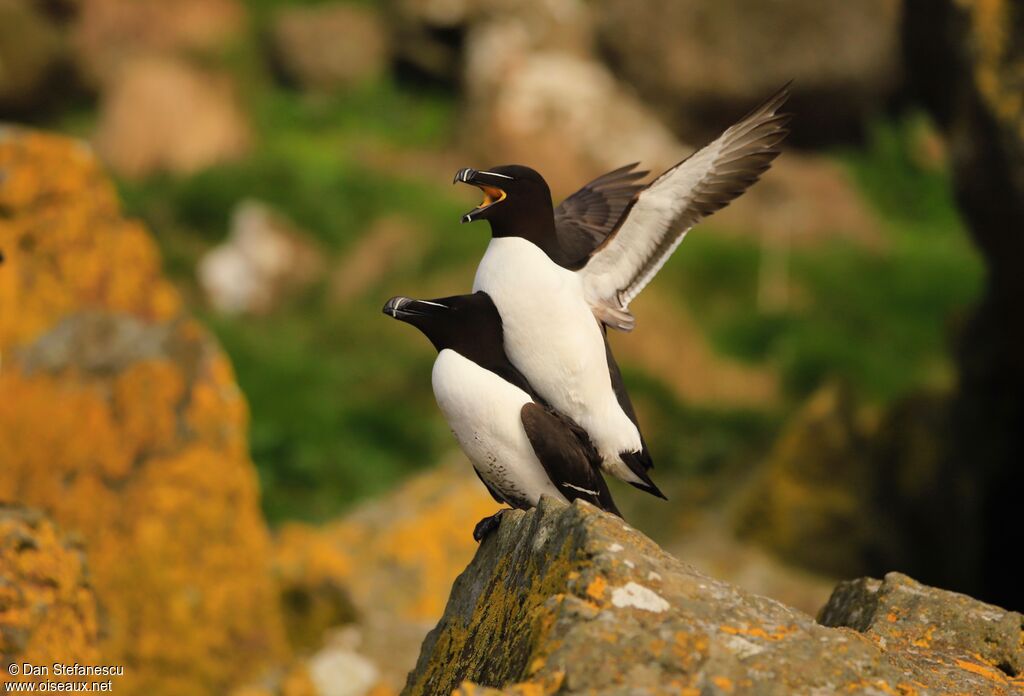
[383,292,620,540]
[454,85,791,495]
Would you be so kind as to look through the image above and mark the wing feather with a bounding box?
[520,403,621,516]
[582,84,791,327]
[553,163,649,263]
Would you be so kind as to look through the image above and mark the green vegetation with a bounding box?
[661,116,982,402]
[105,63,980,524]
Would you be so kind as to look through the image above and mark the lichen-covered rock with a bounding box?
[0,128,286,695]
[733,384,886,578]
[273,462,500,693]
[0,127,180,346]
[0,506,100,681]
[404,498,1024,695]
[904,0,1024,610]
[820,572,1024,680]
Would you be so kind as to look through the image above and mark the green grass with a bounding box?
[653,115,982,402]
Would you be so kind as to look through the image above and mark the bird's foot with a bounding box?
[473,510,507,543]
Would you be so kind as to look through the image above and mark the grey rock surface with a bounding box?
[404,498,1024,695]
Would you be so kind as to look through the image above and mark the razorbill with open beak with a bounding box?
[383,292,620,540]
[455,85,791,494]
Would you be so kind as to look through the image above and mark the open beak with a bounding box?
[453,168,509,223]
[382,296,448,322]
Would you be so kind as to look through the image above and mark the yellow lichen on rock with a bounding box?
[0,506,100,683]
[273,462,500,691]
[960,0,1024,135]
[0,127,180,349]
[275,461,499,624]
[0,128,286,695]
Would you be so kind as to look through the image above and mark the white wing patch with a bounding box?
[580,86,790,331]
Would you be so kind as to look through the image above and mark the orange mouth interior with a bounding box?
[479,185,507,208]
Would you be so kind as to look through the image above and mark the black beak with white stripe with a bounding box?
[453,168,516,224]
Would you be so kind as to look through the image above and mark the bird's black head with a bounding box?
[383,292,504,360]
[453,165,555,240]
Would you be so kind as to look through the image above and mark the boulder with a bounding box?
[198,199,325,315]
[0,506,100,684]
[820,573,1024,679]
[733,384,885,578]
[0,0,66,112]
[592,0,903,145]
[71,0,247,89]
[270,3,389,91]
[0,128,286,695]
[464,49,685,196]
[92,55,251,178]
[272,462,500,694]
[404,497,1024,695]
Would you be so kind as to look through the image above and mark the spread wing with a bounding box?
[554,163,649,264]
[581,84,791,331]
[520,403,621,516]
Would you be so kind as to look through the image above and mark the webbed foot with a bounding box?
[473,510,507,542]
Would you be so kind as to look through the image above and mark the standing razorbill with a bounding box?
[456,85,790,493]
[383,292,620,540]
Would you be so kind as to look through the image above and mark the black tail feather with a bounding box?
[619,450,667,500]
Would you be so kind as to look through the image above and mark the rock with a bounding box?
[404,497,1024,695]
[592,0,902,145]
[820,572,1024,679]
[270,3,389,91]
[0,128,286,695]
[92,55,251,178]
[904,0,1024,610]
[198,199,325,315]
[733,384,886,578]
[0,127,181,346]
[464,49,684,196]
[71,0,247,89]
[0,506,100,681]
[387,0,678,193]
[273,462,500,693]
[0,0,66,112]
[458,0,684,195]
[385,0,478,83]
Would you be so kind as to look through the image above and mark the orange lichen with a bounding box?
[954,658,1010,683]
[0,129,180,349]
[958,0,1024,140]
[274,463,499,624]
[585,575,607,601]
[0,129,285,695]
[0,508,100,686]
[712,676,734,692]
[719,623,798,641]
[911,625,935,648]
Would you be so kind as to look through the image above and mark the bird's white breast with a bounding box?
[472,237,642,465]
[431,349,566,507]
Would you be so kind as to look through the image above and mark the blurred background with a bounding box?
[2,0,1021,694]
